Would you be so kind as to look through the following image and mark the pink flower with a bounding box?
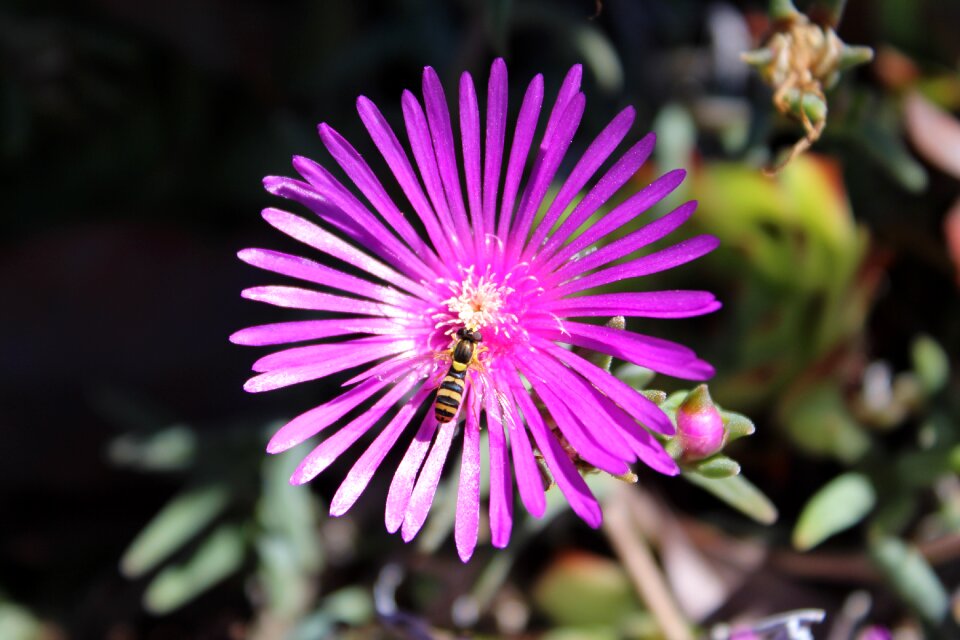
[232,59,720,560]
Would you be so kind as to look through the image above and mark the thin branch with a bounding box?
[603,486,694,640]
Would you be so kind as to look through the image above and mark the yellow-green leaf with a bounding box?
[793,473,875,550]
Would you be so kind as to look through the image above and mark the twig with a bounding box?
[603,486,694,640]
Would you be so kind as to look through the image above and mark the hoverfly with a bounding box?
[433,327,483,424]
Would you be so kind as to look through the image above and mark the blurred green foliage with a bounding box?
[5,0,960,638]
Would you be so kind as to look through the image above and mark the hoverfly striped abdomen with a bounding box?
[434,328,482,424]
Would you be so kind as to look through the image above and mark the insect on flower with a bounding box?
[233,59,721,560]
[434,327,483,424]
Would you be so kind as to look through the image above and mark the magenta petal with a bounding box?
[555,235,721,296]
[544,171,688,274]
[506,64,585,260]
[550,196,694,282]
[240,248,405,302]
[492,372,546,518]
[541,64,582,145]
[532,336,673,435]
[262,176,377,250]
[547,290,722,319]
[484,382,514,547]
[455,403,482,562]
[401,419,457,541]
[260,208,433,300]
[292,155,435,283]
[507,92,586,263]
[290,374,420,485]
[524,106,636,262]
[266,373,394,453]
[422,67,472,246]
[515,356,630,475]
[585,386,679,476]
[356,95,454,261]
[339,352,430,387]
[317,122,430,259]
[229,318,402,347]
[402,90,465,255]
[250,336,410,373]
[497,74,544,240]
[244,340,411,393]
[330,386,432,516]
[482,58,508,237]
[385,412,438,533]
[531,319,714,381]
[459,72,484,244]
[518,353,635,471]
[536,133,656,263]
[241,286,406,317]
[508,371,602,528]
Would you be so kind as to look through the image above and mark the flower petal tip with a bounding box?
[661,460,681,476]
[288,463,318,486]
[288,470,309,486]
[399,524,418,544]
[491,531,512,549]
[384,516,402,535]
[265,436,293,454]
[584,510,603,529]
[236,248,258,264]
[457,542,477,563]
[262,175,283,192]
[687,360,717,381]
[242,376,266,393]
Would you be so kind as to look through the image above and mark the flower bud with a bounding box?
[856,626,892,640]
[677,385,724,461]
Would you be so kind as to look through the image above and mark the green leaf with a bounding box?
[658,391,687,417]
[722,411,756,442]
[806,0,849,27]
[690,455,741,479]
[782,384,871,464]
[895,449,954,489]
[793,473,875,550]
[321,586,374,625]
[869,536,948,623]
[950,445,960,474]
[143,524,246,615]
[854,117,928,193]
[769,0,801,20]
[121,484,231,578]
[108,425,197,472]
[911,334,949,395]
[0,601,41,640]
[615,363,656,391]
[532,552,641,627]
[683,473,778,524]
[258,451,323,572]
[255,534,314,619]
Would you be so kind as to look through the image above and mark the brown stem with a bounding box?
[603,486,694,640]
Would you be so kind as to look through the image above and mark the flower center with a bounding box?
[437,266,518,336]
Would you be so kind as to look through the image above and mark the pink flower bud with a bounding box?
[677,385,724,461]
[857,626,892,640]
